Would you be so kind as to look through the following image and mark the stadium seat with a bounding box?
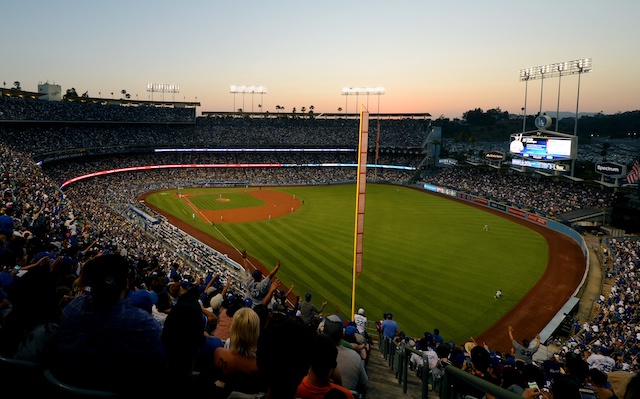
[0,354,48,395]
[43,368,120,398]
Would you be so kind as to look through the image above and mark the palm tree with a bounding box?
[275,105,282,113]
[292,107,296,114]
[258,104,262,113]
[338,107,342,113]
[13,81,21,90]
[121,89,127,99]
[301,106,306,114]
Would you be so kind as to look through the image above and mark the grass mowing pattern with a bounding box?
[146,183,547,343]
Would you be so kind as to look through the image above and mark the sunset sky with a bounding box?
[3,0,639,119]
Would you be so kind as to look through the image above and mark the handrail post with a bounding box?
[421,356,429,399]
[402,344,409,393]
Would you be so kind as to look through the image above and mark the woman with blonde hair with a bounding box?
[213,305,265,395]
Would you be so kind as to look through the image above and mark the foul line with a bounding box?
[182,196,211,224]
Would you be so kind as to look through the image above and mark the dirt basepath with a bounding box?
[142,187,585,353]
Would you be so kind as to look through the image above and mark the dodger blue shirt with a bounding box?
[56,295,166,394]
[381,319,399,339]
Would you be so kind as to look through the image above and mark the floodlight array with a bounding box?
[341,87,385,95]
[146,83,180,93]
[229,85,268,94]
[519,58,591,81]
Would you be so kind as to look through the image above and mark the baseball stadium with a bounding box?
[1,92,639,398]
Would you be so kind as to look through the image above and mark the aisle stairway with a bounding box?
[364,345,440,399]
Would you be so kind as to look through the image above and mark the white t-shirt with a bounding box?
[354,313,368,334]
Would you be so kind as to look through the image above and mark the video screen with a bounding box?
[509,133,575,160]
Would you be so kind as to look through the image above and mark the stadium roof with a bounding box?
[201,111,432,120]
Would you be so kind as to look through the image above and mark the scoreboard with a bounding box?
[509,132,577,161]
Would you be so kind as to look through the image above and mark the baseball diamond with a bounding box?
[142,183,584,353]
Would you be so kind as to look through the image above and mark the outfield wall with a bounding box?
[415,182,589,342]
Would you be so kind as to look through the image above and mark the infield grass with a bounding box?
[145,183,547,344]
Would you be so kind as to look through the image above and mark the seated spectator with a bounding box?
[296,333,355,399]
[55,253,166,396]
[0,257,60,365]
[213,295,246,341]
[227,312,313,399]
[322,314,368,397]
[343,325,369,363]
[588,368,616,399]
[299,292,327,325]
[213,306,264,395]
[161,286,211,395]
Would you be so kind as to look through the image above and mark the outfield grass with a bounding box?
[146,183,547,344]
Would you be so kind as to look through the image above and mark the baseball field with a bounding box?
[143,183,557,347]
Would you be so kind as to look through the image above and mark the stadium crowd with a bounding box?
[1,94,638,398]
[420,167,616,218]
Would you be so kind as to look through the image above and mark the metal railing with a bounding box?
[378,336,523,399]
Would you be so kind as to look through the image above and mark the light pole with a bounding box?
[520,58,591,133]
[341,87,384,120]
[538,64,549,115]
[574,59,591,136]
[555,62,567,131]
[230,85,267,113]
[147,83,179,105]
[519,70,531,132]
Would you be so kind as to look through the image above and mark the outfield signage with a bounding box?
[485,151,505,161]
[595,162,625,177]
[420,182,550,228]
[528,214,548,226]
[508,207,527,218]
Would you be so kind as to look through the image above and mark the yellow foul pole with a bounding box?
[351,105,369,318]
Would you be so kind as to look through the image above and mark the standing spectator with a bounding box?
[380,312,399,340]
[55,253,166,396]
[299,292,327,325]
[244,254,281,306]
[508,325,540,365]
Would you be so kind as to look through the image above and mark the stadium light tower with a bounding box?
[519,58,591,133]
[341,87,385,118]
[519,58,592,177]
[147,83,180,103]
[230,85,267,113]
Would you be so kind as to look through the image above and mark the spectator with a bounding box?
[161,286,211,395]
[380,312,399,341]
[244,255,281,306]
[213,306,264,395]
[55,253,166,396]
[353,307,368,337]
[299,292,327,325]
[227,312,313,399]
[322,314,368,396]
[296,333,355,399]
[509,325,541,366]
